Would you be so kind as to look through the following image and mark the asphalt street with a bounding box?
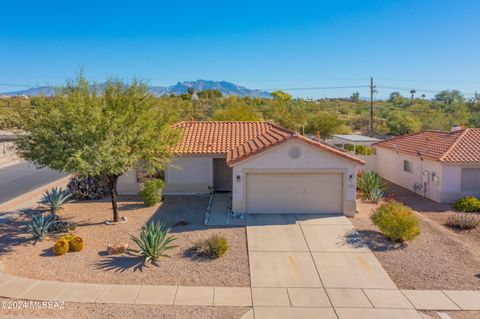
[0,161,67,204]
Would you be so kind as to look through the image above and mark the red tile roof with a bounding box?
[173,121,365,165]
[373,129,480,163]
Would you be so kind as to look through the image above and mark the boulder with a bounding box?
[107,243,128,255]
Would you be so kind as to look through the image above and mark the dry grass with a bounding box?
[0,195,250,287]
[351,183,480,290]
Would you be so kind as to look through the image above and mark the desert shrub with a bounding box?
[139,179,165,206]
[49,221,77,234]
[52,238,69,255]
[446,213,480,230]
[453,196,480,212]
[39,187,72,216]
[357,170,386,202]
[28,214,55,240]
[67,175,107,200]
[130,221,176,263]
[372,201,420,242]
[193,234,228,259]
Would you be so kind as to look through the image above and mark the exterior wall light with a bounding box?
[236,175,241,182]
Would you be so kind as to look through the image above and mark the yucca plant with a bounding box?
[130,222,177,263]
[28,214,55,240]
[39,187,73,217]
[357,170,387,202]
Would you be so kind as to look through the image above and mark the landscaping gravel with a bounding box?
[0,196,250,287]
[352,184,480,290]
[0,298,250,319]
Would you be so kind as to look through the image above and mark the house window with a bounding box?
[136,169,165,183]
[461,168,480,191]
[403,160,413,173]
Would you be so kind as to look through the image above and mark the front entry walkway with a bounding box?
[246,214,421,319]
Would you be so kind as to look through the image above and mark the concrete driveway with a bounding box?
[246,214,422,319]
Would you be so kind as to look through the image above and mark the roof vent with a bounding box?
[451,125,463,132]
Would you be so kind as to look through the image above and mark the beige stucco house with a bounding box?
[373,128,480,203]
[118,121,364,216]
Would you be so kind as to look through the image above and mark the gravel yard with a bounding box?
[351,183,480,290]
[0,298,250,319]
[0,196,250,287]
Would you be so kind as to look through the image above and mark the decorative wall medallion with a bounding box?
[288,145,302,159]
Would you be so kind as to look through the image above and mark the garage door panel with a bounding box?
[246,173,342,214]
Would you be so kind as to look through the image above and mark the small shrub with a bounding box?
[453,196,480,213]
[446,213,480,230]
[49,221,77,234]
[67,175,107,200]
[372,201,420,242]
[130,221,176,263]
[193,234,228,259]
[39,187,73,216]
[29,214,55,240]
[52,238,69,255]
[139,179,165,206]
[357,170,387,202]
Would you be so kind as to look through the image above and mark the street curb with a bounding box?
[0,175,71,213]
[0,159,23,170]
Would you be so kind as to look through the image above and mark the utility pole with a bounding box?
[369,77,374,137]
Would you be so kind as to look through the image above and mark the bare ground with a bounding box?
[351,183,480,290]
[0,196,250,287]
[0,298,250,319]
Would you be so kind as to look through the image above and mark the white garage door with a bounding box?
[246,172,343,214]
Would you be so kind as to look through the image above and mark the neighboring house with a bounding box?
[373,128,480,203]
[325,134,382,171]
[118,121,364,216]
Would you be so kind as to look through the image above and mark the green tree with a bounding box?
[386,111,422,135]
[350,92,360,101]
[16,75,180,222]
[270,90,292,102]
[305,112,351,138]
[212,104,262,121]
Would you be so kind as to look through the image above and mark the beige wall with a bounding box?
[231,140,361,216]
[440,164,480,202]
[375,148,444,202]
[117,168,140,194]
[163,155,214,195]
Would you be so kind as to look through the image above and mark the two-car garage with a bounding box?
[245,172,343,214]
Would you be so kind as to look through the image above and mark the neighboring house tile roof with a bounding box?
[373,128,480,163]
[173,121,365,165]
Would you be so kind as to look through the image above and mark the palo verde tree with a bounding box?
[16,75,180,222]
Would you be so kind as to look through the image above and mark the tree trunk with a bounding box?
[106,175,120,222]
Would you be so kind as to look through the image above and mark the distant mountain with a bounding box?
[1,80,272,98]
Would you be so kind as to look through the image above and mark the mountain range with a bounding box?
[1,80,272,98]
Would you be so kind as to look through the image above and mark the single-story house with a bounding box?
[118,121,365,216]
[373,128,480,203]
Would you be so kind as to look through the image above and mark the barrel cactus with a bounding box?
[69,236,84,252]
[52,238,69,255]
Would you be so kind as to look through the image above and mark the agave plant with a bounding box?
[369,188,385,203]
[357,170,387,202]
[130,222,177,263]
[39,187,73,217]
[28,214,55,240]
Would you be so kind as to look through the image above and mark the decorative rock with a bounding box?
[107,243,128,255]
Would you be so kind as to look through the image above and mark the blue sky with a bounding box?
[0,0,479,99]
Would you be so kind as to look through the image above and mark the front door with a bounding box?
[213,158,233,191]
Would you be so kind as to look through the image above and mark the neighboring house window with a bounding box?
[136,169,165,183]
[403,160,413,173]
[461,168,480,191]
